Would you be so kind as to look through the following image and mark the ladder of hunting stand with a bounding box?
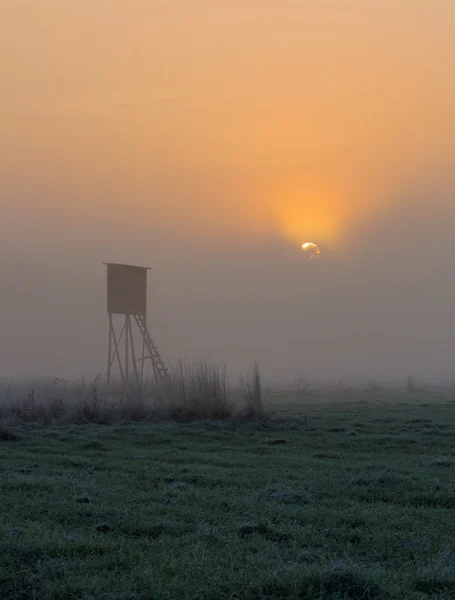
[133,314,169,382]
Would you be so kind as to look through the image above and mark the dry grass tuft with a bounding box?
[407,374,416,392]
[155,358,233,420]
[239,362,266,420]
[0,359,273,423]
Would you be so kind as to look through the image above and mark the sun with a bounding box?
[301,242,321,259]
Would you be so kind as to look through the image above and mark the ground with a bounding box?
[1,390,455,599]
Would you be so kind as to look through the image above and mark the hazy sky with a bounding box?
[2,1,455,382]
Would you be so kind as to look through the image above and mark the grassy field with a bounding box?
[1,389,455,599]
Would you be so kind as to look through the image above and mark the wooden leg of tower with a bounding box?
[125,315,130,386]
[128,314,141,387]
[111,319,126,386]
[107,313,113,387]
[140,337,146,385]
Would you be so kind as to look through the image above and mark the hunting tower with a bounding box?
[104,263,168,388]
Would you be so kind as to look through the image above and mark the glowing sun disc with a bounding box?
[301,242,321,259]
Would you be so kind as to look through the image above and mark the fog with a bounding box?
[1,1,455,384]
[2,169,455,384]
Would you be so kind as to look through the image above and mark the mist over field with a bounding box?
[2,1,455,384]
[2,173,455,384]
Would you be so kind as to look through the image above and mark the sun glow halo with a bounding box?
[301,242,321,259]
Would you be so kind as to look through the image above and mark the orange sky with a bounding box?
[2,1,455,380]
[2,0,454,249]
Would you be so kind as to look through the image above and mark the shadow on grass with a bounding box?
[0,425,22,441]
[413,578,455,594]
[237,570,385,599]
[238,523,292,544]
